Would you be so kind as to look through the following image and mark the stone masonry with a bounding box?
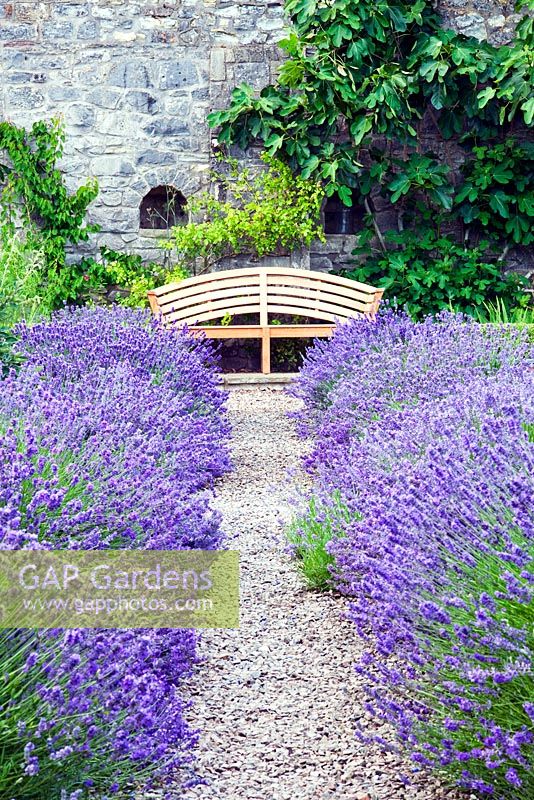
[0,0,525,271]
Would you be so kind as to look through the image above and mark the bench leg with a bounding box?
[261,329,271,374]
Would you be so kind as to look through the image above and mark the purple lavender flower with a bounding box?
[1,306,231,797]
[292,311,534,798]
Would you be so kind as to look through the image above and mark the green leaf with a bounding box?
[477,86,496,108]
[521,97,534,126]
[387,6,407,32]
[350,116,373,145]
[419,60,440,82]
[337,185,353,206]
[300,155,320,179]
[489,191,510,218]
[430,186,453,210]
[264,133,284,153]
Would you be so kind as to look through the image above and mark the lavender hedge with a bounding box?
[0,307,230,798]
[291,312,533,798]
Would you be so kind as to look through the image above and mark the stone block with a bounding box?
[108,61,153,89]
[257,17,284,32]
[78,21,98,39]
[210,48,226,81]
[5,71,46,84]
[42,21,74,39]
[48,86,80,102]
[91,7,114,20]
[455,13,487,40]
[0,23,37,40]
[97,114,143,138]
[88,88,123,109]
[8,87,44,109]
[144,118,189,136]
[111,30,137,42]
[125,90,159,114]
[92,156,136,176]
[137,150,177,166]
[159,60,198,89]
[16,3,49,23]
[234,62,270,85]
[99,191,123,206]
[68,104,96,129]
[487,14,506,28]
[54,3,89,18]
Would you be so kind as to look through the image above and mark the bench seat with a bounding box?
[148,267,384,373]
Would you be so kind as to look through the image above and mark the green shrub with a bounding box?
[164,155,324,274]
[287,494,351,590]
[0,236,44,326]
[0,120,99,309]
[0,236,47,375]
[70,247,189,307]
[209,0,533,311]
[344,229,527,319]
[477,297,534,325]
[456,139,534,247]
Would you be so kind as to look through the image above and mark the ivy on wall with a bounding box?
[208,0,534,315]
[0,119,99,306]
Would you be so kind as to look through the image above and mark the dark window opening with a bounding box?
[323,193,365,234]
[140,185,187,230]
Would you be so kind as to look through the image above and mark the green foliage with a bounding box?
[287,494,351,590]
[0,119,99,308]
[0,235,48,376]
[346,228,527,318]
[0,236,45,327]
[271,316,309,370]
[209,1,533,197]
[209,0,533,313]
[477,297,534,325]
[68,247,189,308]
[164,156,325,273]
[456,139,534,245]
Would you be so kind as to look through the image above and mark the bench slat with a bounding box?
[266,268,379,295]
[266,274,375,303]
[187,324,337,339]
[267,285,370,314]
[267,294,372,319]
[166,301,262,326]
[269,324,335,338]
[158,285,260,314]
[151,268,261,297]
[188,325,263,339]
[266,303,352,323]
[155,274,260,306]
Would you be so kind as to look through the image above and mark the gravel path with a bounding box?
[177,387,463,800]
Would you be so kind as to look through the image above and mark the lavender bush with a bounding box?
[291,312,533,798]
[0,307,230,797]
[1,627,197,799]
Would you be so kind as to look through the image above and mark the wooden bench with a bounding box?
[147,267,384,374]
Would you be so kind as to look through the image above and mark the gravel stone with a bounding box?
[170,388,464,800]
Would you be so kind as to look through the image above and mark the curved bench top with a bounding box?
[148,266,383,327]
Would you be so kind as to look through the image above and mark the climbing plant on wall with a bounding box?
[164,156,325,275]
[208,0,534,316]
[0,119,99,308]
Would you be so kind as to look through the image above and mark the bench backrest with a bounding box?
[148,267,383,326]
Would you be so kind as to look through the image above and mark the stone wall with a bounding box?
[0,0,526,273]
[440,0,522,44]
[0,0,285,261]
